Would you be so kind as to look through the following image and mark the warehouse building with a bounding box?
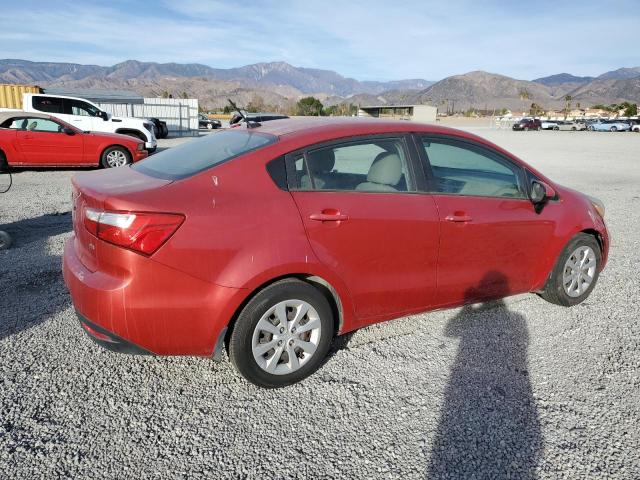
[358,104,437,123]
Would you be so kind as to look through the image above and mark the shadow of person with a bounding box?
[426,271,542,479]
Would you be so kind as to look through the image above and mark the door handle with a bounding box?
[309,212,349,222]
[445,213,473,223]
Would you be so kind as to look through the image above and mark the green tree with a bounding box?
[563,95,572,119]
[161,90,170,99]
[296,96,324,116]
[246,95,266,113]
[180,91,189,99]
[529,103,544,116]
[518,88,531,115]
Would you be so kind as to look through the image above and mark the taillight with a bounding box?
[83,207,184,255]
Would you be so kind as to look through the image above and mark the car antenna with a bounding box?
[227,99,261,129]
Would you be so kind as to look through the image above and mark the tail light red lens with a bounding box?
[83,207,184,255]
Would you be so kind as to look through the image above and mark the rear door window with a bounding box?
[132,129,277,180]
[32,96,64,114]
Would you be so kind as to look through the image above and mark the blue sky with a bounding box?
[0,0,638,81]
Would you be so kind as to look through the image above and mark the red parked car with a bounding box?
[0,111,147,169]
[63,118,609,387]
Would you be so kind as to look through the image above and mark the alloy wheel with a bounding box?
[562,246,597,297]
[251,299,321,375]
[105,150,128,167]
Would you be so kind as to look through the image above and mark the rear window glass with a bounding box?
[132,130,277,180]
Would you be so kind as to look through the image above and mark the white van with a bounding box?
[22,93,157,152]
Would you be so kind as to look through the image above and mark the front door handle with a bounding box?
[445,213,473,223]
[310,211,349,222]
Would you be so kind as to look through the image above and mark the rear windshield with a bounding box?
[133,130,277,180]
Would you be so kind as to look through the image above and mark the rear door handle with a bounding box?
[309,212,349,222]
[445,214,473,223]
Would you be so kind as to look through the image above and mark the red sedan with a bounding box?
[63,118,609,387]
[0,111,147,168]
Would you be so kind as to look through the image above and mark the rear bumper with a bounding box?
[63,235,247,356]
[77,311,153,355]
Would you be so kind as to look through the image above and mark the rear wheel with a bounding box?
[610,126,617,132]
[540,233,601,307]
[206,123,213,130]
[228,279,334,388]
[101,146,131,168]
[571,126,577,131]
[553,126,560,130]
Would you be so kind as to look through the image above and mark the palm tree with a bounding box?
[564,95,572,119]
[519,89,531,116]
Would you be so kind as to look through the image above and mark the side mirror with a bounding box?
[530,180,555,204]
[100,111,109,121]
[62,127,76,136]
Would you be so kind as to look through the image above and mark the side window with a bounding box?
[70,100,100,117]
[24,118,63,133]
[421,138,523,198]
[32,96,64,114]
[294,138,412,192]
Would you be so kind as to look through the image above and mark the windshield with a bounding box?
[133,129,277,180]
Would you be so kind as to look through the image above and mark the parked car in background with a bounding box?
[63,117,609,387]
[553,121,585,131]
[588,120,631,132]
[541,120,559,130]
[512,118,542,131]
[148,118,169,139]
[18,93,157,152]
[0,111,147,168]
[198,114,222,130]
[229,112,289,127]
[632,123,640,133]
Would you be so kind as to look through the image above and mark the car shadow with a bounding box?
[0,212,72,341]
[425,272,542,479]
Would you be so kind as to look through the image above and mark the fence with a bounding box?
[96,98,199,136]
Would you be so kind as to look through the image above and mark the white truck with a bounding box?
[15,93,157,152]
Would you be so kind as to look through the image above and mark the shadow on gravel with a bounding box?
[426,272,542,479]
[0,212,72,341]
[1,212,71,246]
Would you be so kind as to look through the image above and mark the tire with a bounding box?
[524,127,529,131]
[206,123,213,130]
[610,126,617,132]
[536,126,541,131]
[101,146,132,168]
[540,233,602,307]
[0,150,8,171]
[0,231,12,250]
[571,127,577,131]
[228,278,334,388]
[553,126,559,130]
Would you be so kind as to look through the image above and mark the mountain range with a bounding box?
[1,59,638,112]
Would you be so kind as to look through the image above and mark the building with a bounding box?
[358,104,437,123]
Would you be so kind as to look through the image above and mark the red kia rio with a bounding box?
[63,118,609,387]
[0,111,147,169]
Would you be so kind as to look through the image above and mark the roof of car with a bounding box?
[248,116,466,139]
[0,111,53,124]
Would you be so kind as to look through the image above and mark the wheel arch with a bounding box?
[114,128,147,142]
[222,273,347,357]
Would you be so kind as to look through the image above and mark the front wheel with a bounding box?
[553,126,560,130]
[610,126,617,132]
[206,123,213,130]
[540,233,602,307]
[228,279,334,388]
[101,146,131,168]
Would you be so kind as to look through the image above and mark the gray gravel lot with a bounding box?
[1,129,639,479]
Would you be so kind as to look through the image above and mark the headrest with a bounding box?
[308,149,335,174]
[367,153,402,186]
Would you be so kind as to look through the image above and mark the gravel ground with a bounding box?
[1,129,639,479]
